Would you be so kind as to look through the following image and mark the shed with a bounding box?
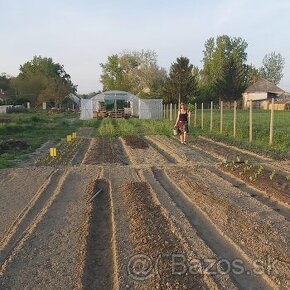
[243,79,284,108]
[80,90,163,120]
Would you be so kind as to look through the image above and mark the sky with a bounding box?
[1,0,290,93]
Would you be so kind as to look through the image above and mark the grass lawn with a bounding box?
[0,110,85,168]
[1,109,289,169]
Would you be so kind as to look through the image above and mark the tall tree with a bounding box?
[200,35,248,102]
[162,57,198,104]
[100,50,166,97]
[259,52,285,85]
[214,55,248,101]
[13,56,76,104]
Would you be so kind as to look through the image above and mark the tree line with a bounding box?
[0,56,76,106]
[0,34,285,106]
[100,35,285,104]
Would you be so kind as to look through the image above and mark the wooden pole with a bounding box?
[220,100,223,134]
[201,103,204,129]
[249,100,253,143]
[194,103,197,127]
[269,98,274,145]
[174,103,177,121]
[233,100,237,138]
[210,101,213,131]
[170,103,173,121]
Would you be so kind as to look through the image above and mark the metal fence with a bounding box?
[163,99,290,150]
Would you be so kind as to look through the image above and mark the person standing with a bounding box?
[175,103,190,144]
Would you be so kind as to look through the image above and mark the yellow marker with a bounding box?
[72,132,77,139]
[67,135,72,142]
[49,147,57,157]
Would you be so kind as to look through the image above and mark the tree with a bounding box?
[100,50,166,97]
[200,35,248,102]
[259,52,285,85]
[214,54,248,101]
[162,56,198,104]
[13,56,76,104]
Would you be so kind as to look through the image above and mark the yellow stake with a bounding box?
[67,135,72,142]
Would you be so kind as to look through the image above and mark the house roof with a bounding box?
[275,93,290,104]
[245,79,284,94]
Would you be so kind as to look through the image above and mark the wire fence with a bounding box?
[163,100,290,153]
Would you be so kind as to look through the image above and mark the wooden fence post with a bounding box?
[174,103,177,121]
[233,100,237,138]
[210,101,213,131]
[194,103,197,127]
[163,104,165,119]
[269,98,274,145]
[220,101,223,134]
[249,100,253,143]
[201,103,204,129]
[169,103,173,121]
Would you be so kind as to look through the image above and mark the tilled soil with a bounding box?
[34,138,86,167]
[83,137,127,165]
[121,181,207,290]
[121,136,169,166]
[189,136,269,163]
[166,166,290,289]
[220,161,290,207]
[1,134,289,289]
[77,179,114,290]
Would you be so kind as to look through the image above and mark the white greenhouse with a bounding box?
[80,90,162,120]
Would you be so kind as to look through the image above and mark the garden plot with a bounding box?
[121,136,169,166]
[166,166,290,289]
[220,160,290,207]
[0,166,101,289]
[147,135,214,163]
[1,128,290,289]
[83,137,128,165]
[34,138,88,167]
[0,167,53,242]
[189,136,269,163]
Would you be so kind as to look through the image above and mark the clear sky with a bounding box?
[1,0,290,93]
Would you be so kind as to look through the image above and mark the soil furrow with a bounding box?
[166,166,290,289]
[0,169,62,265]
[120,181,208,290]
[77,179,114,290]
[0,166,101,289]
[151,168,274,290]
[141,168,237,289]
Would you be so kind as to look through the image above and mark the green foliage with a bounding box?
[162,57,198,104]
[259,52,285,85]
[100,50,166,97]
[12,56,76,105]
[214,54,248,101]
[200,35,249,102]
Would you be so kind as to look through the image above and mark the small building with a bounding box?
[80,90,162,120]
[243,79,285,109]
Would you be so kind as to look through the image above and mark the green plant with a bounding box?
[269,170,276,180]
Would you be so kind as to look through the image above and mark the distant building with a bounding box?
[243,79,285,109]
